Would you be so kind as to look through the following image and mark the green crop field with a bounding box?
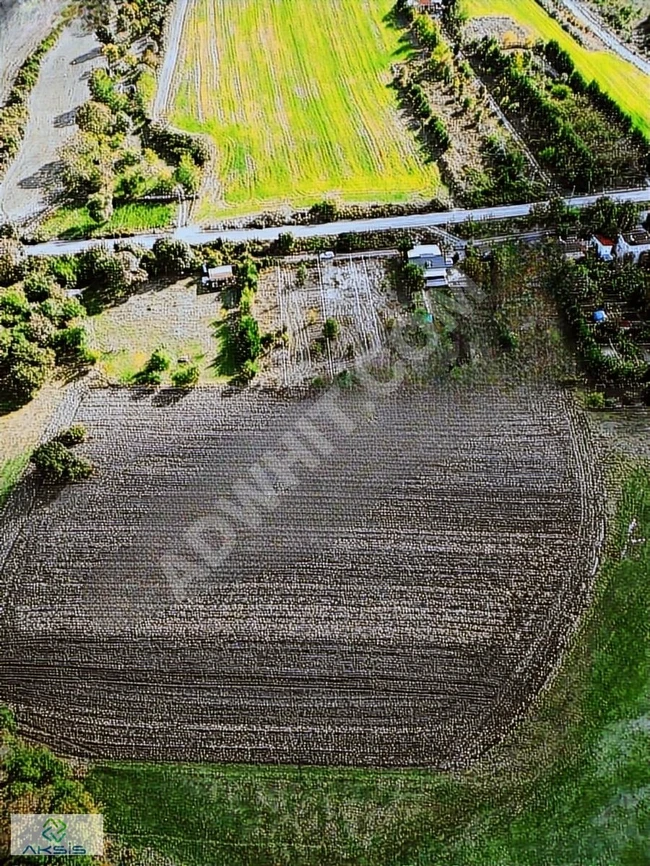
[465,0,650,136]
[167,0,439,219]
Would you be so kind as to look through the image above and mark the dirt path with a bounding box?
[0,0,67,104]
[557,0,650,74]
[0,18,103,224]
[152,0,193,118]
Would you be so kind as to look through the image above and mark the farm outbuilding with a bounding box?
[408,244,450,288]
[615,229,650,264]
[201,264,234,289]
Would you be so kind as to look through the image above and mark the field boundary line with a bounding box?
[152,0,194,119]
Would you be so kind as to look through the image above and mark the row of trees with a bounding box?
[0,25,63,178]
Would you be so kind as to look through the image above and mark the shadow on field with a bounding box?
[210,318,239,378]
[152,388,188,408]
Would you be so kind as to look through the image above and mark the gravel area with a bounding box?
[0,17,103,223]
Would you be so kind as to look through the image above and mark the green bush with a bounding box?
[172,364,200,388]
[323,317,340,340]
[31,440,93,482]
[55,424,87,446]
[146,347,171,372]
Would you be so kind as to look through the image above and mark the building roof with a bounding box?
[408,244,443,259]
[423,267,448,278]
[560,237,586,254]
[593,234,614,248]
[207,265,234,281]
[622,229,650,247]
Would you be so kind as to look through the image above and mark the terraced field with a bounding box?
[0,384,603,767]
[165,0,439,218]
[465,0,650,135]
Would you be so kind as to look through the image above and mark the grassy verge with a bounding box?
[464,0,650,136]
[0,453,30,510]
[88,464,650,865]
[37,203,175,241]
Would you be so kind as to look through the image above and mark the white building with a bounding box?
[590,235,615,261]
[201,264,234,288]
[407,244,450,288]
[615,229,650,264]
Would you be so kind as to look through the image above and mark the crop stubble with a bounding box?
[0,384,602,767]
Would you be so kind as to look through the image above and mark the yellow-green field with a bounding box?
[168,0,439,219]
[465,0,650,136]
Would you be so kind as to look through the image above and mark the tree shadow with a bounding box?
[152,388,188,407]
[53,108,78,129]
[18,161,63,191]
[70,46,103,66]
[209,318,239,378]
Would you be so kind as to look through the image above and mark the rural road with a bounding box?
[557,0,650,76]
[24,187,650,257]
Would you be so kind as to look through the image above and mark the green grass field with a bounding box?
[168,0,439,219]
[38,203,174,241]
[0,453,29,510]
[465,0,650,136]
[89,464,650,866]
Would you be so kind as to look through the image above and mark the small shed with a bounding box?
[201,265,234,289]
[593,309,607,324]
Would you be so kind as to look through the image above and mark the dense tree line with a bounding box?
[472,37,649,191]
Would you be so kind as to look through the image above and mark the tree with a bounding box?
[55,425,87,446]
[233,315,261,365]
[401,262,425,295]
[58,132,113,199]
[172,364,200,388]
[173,153,201,195]
[323,317,339,340]
[0,238,25,286]
[75,100,114,136]
[5,335,55,402]
[87,190,114,225]
[23,272,61,303]
[30,440,93,482]
[151,238,196,276]
[276,232,295,255]
[146,347,171,372]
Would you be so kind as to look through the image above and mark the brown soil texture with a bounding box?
[0,383,603,768]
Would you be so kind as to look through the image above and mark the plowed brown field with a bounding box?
[0,383,603,768]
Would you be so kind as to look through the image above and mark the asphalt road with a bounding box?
[557,0,650,76]
[25,187,650,257]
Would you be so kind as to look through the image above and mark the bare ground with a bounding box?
[0,17,103,224]
[0,383,604,768]
[0,0,67,104]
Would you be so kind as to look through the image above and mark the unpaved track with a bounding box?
[152,0,193,118]
[557,0,650,76]
[0,385,604,768]
[0,0,67,103]
[0,18,103,223]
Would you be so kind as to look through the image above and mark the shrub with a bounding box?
[583,391,606,409]
[172,364,200,388]
[55,425,87,446]
[146,347,171,372]
[323,317,339,340]
[31,440,93,482]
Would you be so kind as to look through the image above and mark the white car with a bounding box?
[319,251,335,260]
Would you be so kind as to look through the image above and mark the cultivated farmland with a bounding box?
[164,0,439,219]
[0,384,603,768]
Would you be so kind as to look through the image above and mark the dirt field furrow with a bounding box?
[0,384,603,767]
